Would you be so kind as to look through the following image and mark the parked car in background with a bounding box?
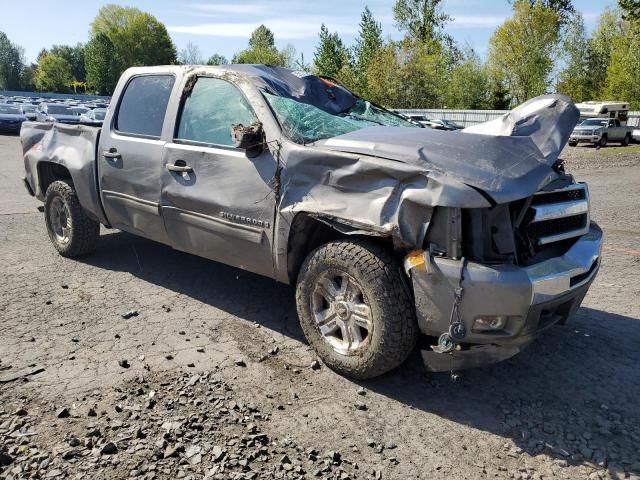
[71,106,90,117]
[569,118,634,147]
[427,118,464,130]
[20,104,37,121]
[79,108,107,125]
[632,126,640,143]
[0,103,27,133]
[36,103,81,124]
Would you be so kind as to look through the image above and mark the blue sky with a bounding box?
[2,0,616,64]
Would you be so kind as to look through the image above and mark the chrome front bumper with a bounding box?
[409,223,603,371]
[570,133,600,143]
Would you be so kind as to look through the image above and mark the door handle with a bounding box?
[103,150,121,160]
[166,163,193,173]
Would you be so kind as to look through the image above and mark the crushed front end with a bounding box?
[406,181,603,372]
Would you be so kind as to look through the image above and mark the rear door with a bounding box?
[160,75,277,277]
[98,73,177,244]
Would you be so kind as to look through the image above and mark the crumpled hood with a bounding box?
[318,95,579,205]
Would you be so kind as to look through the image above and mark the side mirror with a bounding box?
[232,122,265,158]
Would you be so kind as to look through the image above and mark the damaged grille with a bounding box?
[526,184,590,245]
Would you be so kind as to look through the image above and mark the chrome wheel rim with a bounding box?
[49,196,71,244]
[311,271,373,355]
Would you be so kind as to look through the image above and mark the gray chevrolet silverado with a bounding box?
[21,65,603,379]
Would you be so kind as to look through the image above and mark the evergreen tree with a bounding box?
[353,7,383,96]
[313,24,350,78]
[206,54,228,66]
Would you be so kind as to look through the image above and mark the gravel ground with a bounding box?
[0,134,639,480]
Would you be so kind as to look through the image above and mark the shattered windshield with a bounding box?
[263,92,418,144]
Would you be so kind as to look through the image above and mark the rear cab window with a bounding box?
[115,75,175,138]
[175,76,257,147]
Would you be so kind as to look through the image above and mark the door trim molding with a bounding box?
[162,205,264,244]
[102,190,160,215]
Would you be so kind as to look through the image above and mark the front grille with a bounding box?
[518,183,590,257]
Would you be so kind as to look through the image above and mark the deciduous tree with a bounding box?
[90,4,177,69]
[0,31,25,90]
[556,14,592,102]
[178,42,204,65]
[206,54,228,66]
[85,33,120,95]
[34,54,73,92]
[488,0,560,105]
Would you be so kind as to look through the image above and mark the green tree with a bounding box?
[444,47,491,108]
[392,0,451,43]
[588,7,625,99]
[313,24,351,78]
[556,14,592,102]
[353,6,383,97]
[366,43,403,106]
[249,25,275,49]
[233,25,291,66]
[603,19,640,108]
[488,0,561,105]
[178,41,204,65]
[517,0,575,25]
[85,33,120,95]
[90,4,177,69]
[206,54,228,65]
[0,31,25,90]
[619,0,640,22]
[48,44,85,82]
[34,54,73,92]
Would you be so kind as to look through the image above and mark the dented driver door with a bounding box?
[160,76,277,278]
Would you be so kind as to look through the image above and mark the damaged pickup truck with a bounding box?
[21,65,603,378]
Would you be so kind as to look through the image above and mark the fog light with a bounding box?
[473,315,508,332]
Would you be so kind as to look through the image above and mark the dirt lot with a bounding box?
[0,134,639,480]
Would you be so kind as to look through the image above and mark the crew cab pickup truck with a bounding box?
[21,65,603,378]
[569,117,634,147]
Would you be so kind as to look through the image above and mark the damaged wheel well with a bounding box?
[38,162,72,195]
[286,213,395,284]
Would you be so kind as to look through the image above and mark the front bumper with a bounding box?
[570,132,600,144]
[409,223,603,371]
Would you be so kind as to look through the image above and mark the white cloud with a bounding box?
[168,16,357,39]
[189,3,271,15]
[450,15,506,27]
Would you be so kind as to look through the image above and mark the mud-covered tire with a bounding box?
[44,180,100,257]
[295,239,418,379]
[622,134,631,146]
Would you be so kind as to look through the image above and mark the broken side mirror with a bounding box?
[231,122,265,158]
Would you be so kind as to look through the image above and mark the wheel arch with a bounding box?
[285,212,395,285]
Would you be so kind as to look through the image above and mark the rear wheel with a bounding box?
[568,142,577,147]
[622,133,631,146]
[44,180,100,257]
[295,239,418,379]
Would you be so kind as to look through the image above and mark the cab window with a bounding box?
[116,75,175,138]
[176,77,257,147]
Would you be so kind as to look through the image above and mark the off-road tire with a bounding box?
[296,239,418,379]
[622,133,631,146]
[44,180,100,257]
[568,142,577,147]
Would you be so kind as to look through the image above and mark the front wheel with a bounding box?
[295,239,418,379]
[568,142,577,147]
[44,180,100,257]
[622,134,631,146]
[596,135,608,148]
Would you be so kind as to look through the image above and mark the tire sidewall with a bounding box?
[296,241,415,378]
[44,183,74,255]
